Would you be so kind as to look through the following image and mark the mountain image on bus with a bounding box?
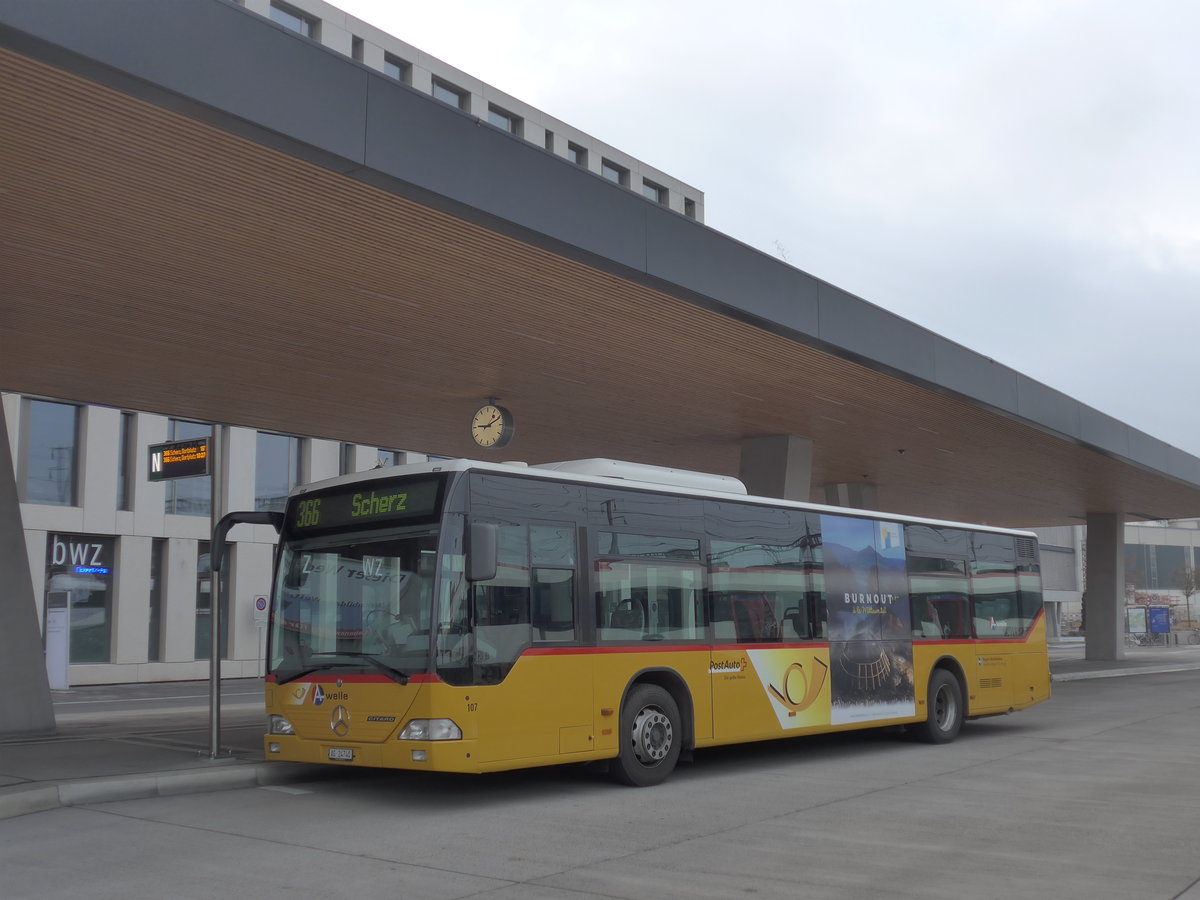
[254,457,1050,786]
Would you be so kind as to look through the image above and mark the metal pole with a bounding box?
[208,426,222,759]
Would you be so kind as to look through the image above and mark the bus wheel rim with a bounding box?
[631,705,672,765]
[934,685,956,730]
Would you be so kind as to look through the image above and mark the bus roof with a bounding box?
[290,457,1038,539]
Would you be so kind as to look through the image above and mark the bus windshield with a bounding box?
[269,529,439,684]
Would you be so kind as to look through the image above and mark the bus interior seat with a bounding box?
[782,607,806,640]
[609,599,644,632]
[731,593,777,642]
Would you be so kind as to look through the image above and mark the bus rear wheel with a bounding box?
[611,684,681,787]
[914,669,963,744]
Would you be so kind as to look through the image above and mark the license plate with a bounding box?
[328,747,354,761]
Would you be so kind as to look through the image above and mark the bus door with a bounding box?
[467,521,594,764]
[707,545,828,742]
[969,560,1018,712]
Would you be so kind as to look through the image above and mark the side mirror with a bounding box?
[213,510,284,573]
[467,521,498,583]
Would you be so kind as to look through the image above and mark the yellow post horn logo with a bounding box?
[768,659,829,714]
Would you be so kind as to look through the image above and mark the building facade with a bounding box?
[3,0,710,687]
[237,0,705,221]
[1033,522,1200,636]
[8,379,1200,685]
[5,391,433,685]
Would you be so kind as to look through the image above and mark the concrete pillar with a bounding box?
[738,436,813,501]
[0,400,55,735]
[309,438,341,483]
[113,535,152,665]
[824,481,880,510]
[1085,511,1125,661]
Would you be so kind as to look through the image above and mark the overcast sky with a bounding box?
[340,0,1200,455]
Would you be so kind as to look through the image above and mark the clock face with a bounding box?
[471,404,514,449]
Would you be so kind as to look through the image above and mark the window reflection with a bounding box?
[24,399,78,506]
[164,419,212,516]
[256,432,302,512]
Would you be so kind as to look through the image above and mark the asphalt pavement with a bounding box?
[3,639,1200,821]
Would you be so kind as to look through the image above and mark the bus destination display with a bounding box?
[288,477,441,532]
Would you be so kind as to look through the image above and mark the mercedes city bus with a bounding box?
[256,457,1050,786]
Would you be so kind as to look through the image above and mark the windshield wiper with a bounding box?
[307,651,410,685]
[276,661,343,685]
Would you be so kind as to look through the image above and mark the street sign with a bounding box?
[148,438,210,480]
[253,593,269,628]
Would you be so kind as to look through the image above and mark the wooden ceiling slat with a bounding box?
[3,47,1199,526]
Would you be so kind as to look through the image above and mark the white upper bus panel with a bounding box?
[533,458,748,495]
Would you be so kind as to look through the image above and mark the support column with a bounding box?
[738,435,813,501]
[1085,511,1125,661]
[0,401,55,736]
[824,481,879,510]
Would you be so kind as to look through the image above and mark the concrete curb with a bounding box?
[1053,663,1200,683]
[0,761,325,821]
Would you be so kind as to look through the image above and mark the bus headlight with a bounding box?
[399,719,462,741]
[269,715,296,735]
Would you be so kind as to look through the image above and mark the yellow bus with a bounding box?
[257,457,1050,786]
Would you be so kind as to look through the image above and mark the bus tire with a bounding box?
[610,684,681,787]
[915,669,963,744]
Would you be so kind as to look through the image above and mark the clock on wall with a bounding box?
[471,403,515,449]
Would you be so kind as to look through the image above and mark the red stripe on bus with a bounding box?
[266,673,440,684]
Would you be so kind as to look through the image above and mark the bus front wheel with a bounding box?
[914,669,963,744]
[611,684,681,787]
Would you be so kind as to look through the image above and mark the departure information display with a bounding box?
[148,438,209,481]
[286,476,443,533]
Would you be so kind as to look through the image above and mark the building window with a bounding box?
[351,36,364,62]
[340,442,356,475]
[22,398,79,506]
[684,197,696,219]
[384,52,411,84]
[487,104,522,136]
[269,1,318,38]
[117,411,134,511]
[377,449,401,468]
[601,159,629,187]
[256,432,302,512]
[544,130,555,152]
[642,179,667,205]
[432,78,468,110]
[164,419,212,516]
[567,142,587,167]
[46,533,115,663]
[148,538,166,662]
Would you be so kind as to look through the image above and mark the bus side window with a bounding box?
[908,555,969,639]
[532,568,575,641]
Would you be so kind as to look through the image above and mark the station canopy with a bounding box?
[4,1,1200,529]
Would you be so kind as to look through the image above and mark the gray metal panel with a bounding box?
[1165,447,1200,485]
[360,76,647,272]
[1127,430,1171,476]
[644,217,820,335]
[816,284,937,382]
[929,339,1019,412]
[0,0,369,166]
[1015,375,1082,441]
[1079,407,1131,458]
